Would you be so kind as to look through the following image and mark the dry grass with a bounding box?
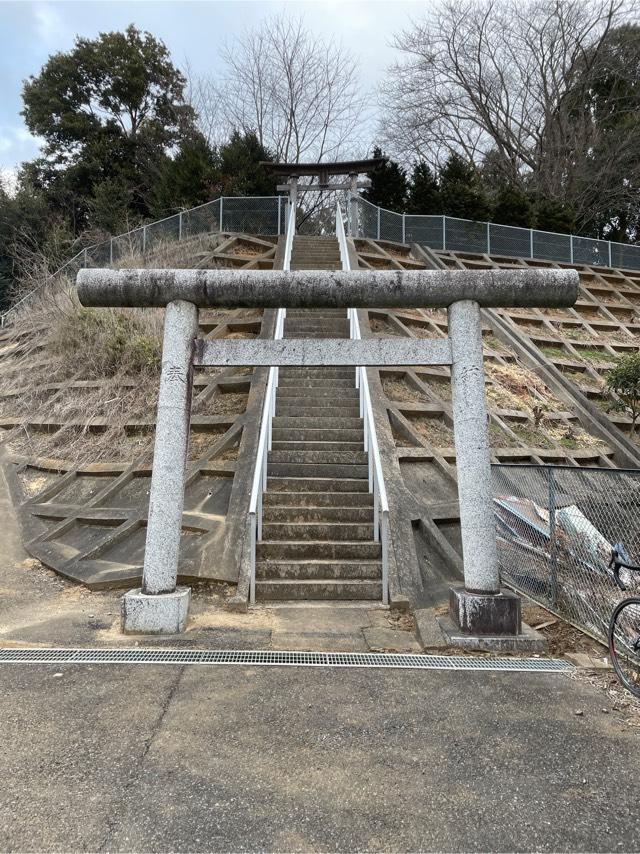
[0,238,258,468]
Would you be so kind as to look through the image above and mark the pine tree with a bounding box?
[152,134,220,217]
[492,185,534,228]
[535,198,576,234]
[364,147,408,211]
[219,131,277,196]
[407,162,441,214]
[439,154,490,221]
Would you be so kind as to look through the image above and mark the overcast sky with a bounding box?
[0,0,427,181]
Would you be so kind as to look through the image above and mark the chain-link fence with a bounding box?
[2,196,286,326]
[492,463,640,644]
[349,195,640,271]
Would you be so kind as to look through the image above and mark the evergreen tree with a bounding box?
[364,147,408,211]
[219,131,276,196]
[535,198,576,234]
[492,185,534,228]
[439,154,490,221]
[407,162,441,214]
[152,134,220,217]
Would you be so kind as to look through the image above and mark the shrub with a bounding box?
[606,353,640,436]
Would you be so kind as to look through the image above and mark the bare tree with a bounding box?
[379,0,634,228]
[200,14,367,163]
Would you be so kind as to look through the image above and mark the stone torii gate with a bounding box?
[77,267,578,636]
[261,158,384,234]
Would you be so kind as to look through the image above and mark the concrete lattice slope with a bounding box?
[0,232,278,589]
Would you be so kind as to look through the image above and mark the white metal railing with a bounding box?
[247,201,295,603]
[337,203,390,605]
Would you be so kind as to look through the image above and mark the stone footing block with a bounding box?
[437,616,548,653]
[121,586,191,634]
[449,585,521,636]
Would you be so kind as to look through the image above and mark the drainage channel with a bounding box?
[0,647,573,672]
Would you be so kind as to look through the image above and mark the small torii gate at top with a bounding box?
[261,158,385,234]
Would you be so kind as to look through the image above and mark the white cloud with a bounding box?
[33,2,68,48]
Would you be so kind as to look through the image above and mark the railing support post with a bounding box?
[121,299,198,634]
[448,299,521,635]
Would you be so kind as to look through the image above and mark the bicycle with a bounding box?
[607,543,640,698]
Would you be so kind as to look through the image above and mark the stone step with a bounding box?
[281,331,349,338]
[278,368,355,378]
[272,416,363,429]
[271,440,363,453]
[255,579,382,601]
[276,405,361,418]
[263,505,374,523]
[256,560,381,580]
[256,540,382,560]
[284,319,349,331]
[271,427,364,443]
[268,450,368,464]
[264,490,373,507]
[285,310,347,317]
[276,386,359,399]
[262,522,373,541]
[290,264,341,271]
[277,378,355,388]
[266,477,370,493]
[267,462,369,478]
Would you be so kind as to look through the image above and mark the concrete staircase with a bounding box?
[255,236,383,601]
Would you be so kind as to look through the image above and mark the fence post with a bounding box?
[377,206,381,241]
[109,238,113,265]
[570,234,574,264]
[547,466,558,608]
[608,240,612,268]
[143,226,147,255]
[178,211,183,242]
[277,196,282,235]
[486,222,491,255]
[402,213,406,244]
[442,216,446,251]
[530,229,534,259]
[219,197,224,232]
[83,248,88,267]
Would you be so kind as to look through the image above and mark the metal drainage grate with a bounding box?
[0,647,573,672]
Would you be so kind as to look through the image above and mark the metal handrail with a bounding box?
[247,201,295,603]
[337,202,390,605]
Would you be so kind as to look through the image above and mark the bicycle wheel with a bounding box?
[608,597,640,698]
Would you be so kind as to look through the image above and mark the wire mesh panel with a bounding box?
[145,214,181,251]
[532,230,572,263]
[111,228,144,263]
[572,236,610,268]
[611,242,640,271]
[220,196,281,234]
[379,208,404,242]
[444,217,488,253]
[353,196,381,239]
[405,215,444,248]
[492,464,640,644]
[181,199,220,238]
[489,223,532,258]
